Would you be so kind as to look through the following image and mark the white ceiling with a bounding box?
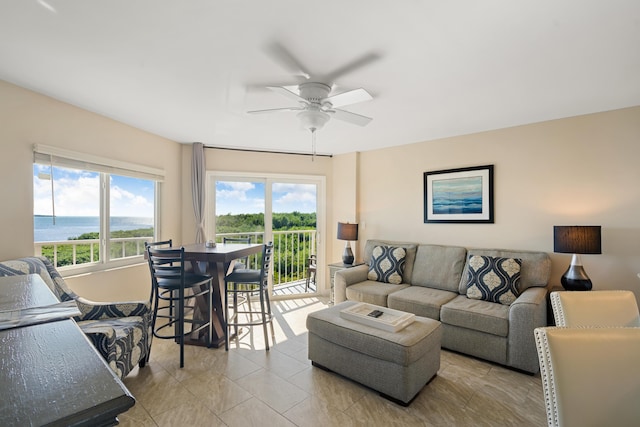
[1,1,639,155]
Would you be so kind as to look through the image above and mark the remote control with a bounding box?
[367,310,383,318]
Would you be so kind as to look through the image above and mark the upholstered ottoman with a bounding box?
[307,301,442,405]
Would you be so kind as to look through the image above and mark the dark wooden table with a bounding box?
[182,242,263,348]
[0,274,135,426]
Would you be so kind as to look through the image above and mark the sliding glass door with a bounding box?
[270,180,318,298]
[208,172,325,299]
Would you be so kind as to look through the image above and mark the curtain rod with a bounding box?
[204,145,333,158]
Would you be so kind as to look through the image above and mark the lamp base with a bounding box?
[561,254,592,291]
[342,242,354,265]
[560,274,592,291]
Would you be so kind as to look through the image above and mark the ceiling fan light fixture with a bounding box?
[296,109,330,132]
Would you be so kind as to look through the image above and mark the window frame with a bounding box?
[33,144,164,275]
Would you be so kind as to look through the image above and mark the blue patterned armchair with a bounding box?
[0,256,150,379]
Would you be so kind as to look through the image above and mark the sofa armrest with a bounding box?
[334,264,369,304]
[74,297,151,321]
[507,286,548,373]
[78,322,117,371]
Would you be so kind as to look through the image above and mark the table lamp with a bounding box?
[337,222,358,265]
[553,225,602,291]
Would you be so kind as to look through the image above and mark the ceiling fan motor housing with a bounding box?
[296,82,332,131]
[299,82,332,105]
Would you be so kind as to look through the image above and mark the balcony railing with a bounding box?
[216,230,316,286]
[34,230,317,288]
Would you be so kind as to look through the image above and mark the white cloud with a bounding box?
[111,185,154,216]
[214,181,316,214]
[278,190,316,204]
[216,181,265,214]
[34,173,100,216]
[274,183,316,212]
[33,168,154,217]
[217,181,255,201]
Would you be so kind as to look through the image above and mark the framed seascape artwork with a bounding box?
[423,165,494,223]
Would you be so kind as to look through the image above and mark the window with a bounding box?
[33,144,163,273]
[208,172,325,299]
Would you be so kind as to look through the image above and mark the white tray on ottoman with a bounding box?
[340,302,415,332]
[307,301,441,405]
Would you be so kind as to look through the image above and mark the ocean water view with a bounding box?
[432,197,483,214]
[34,216,153,242]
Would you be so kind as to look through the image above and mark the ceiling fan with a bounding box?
[248,43,379,156]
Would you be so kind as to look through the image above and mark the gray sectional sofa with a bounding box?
[334,239,552,373]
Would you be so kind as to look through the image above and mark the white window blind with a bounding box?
[33,144,165,182]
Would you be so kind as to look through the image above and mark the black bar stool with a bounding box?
[224,242,274,351]
[223,236,252,269]
[146,246,213,368]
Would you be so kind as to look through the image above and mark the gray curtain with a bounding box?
[191,142,206,243]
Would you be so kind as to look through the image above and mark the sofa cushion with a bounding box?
[364,240,417,283]
[368,246,407,284]
[465,255,521,305]
[411,244,467,292]
[388,286,458,320]
[440,295,510,337]
[458,248,551,295]
[345,280,409,307]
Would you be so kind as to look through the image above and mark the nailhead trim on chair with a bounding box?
[534,328,559,427]
[549,293,566,327]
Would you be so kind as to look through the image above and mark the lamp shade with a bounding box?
[337,222,358,241]
[553,226,602,254]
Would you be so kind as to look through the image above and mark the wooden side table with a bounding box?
[0,275,135,426]
[328,262,364,305]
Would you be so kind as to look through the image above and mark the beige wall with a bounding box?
[0,80,183,300]
[332,152,359,262]
[355,106,640,298]
[3,78,639,302]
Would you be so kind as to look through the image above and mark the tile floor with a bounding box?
[120,297,547,427]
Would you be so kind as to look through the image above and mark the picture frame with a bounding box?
[424,165,494,223]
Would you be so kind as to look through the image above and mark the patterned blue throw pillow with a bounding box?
[367,245,407,284]
[466,255,521,305]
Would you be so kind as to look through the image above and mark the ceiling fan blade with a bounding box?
[264,42,311,79]
[325,88,373,108]
[329,108,373,126]
[247,107,304,114]
[267,86,307,104]
[322,52,381,82]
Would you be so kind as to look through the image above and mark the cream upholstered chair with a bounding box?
[534,327,640,427]
[550,290,640,327]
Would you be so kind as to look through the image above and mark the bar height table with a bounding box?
[182,242,264,348]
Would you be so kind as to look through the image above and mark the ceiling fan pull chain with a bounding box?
[311,128,317,161]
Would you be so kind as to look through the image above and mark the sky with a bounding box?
[33,165,155,217]
[33,166,316,217]
[216,181,316,215]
